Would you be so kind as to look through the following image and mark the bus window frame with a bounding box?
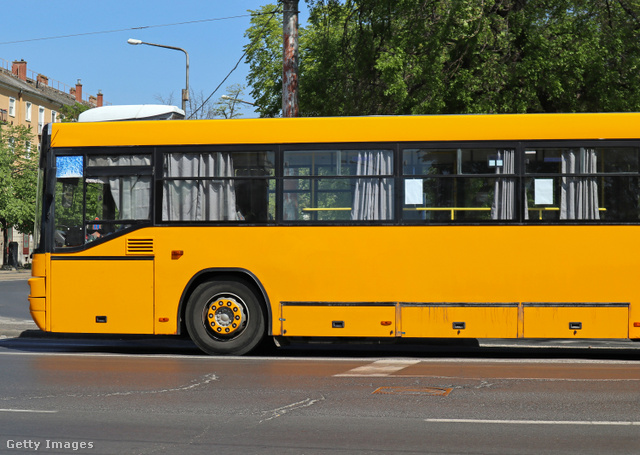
[156,144,278,226]
[42,138,640,254]
[521,140,640,224]
[50,147,155,253]
[280,143,396,224]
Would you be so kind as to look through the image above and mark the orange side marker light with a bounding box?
[381,321,392,326]
[634,322,640,328]
[171,250,184,260]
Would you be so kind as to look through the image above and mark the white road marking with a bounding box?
[0,409,57,413]
[334,359,421,377]
[425,418,640,426]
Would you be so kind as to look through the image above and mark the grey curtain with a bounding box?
[109,177,151,220]
[491,149,515,220]
[351,150,394,220]
[162,153,237,221]
[560,148,599,220]
[106,155,152,220]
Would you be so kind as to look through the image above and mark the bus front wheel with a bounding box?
[186,279,266,355]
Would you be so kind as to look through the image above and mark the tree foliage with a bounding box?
[0,124,38,264]
[246,0,640,116]
[60,102,91,122]
[210,84,249,119]
[245,4,285,117]
[156,85,249,119]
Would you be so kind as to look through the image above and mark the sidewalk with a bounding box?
[0,267,34,337]
[0,317,38,338]
[0,267,31,281]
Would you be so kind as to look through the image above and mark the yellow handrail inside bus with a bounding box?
[528,207,607,220]
[302,208,352,211]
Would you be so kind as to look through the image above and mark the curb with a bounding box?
[0,320,38,338]
[0,270,31,281]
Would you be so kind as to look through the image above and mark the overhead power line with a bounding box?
[0,13,270,45]
[188,7,281,119]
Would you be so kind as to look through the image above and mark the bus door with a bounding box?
[49,255,154,334]
[49,153,155,334]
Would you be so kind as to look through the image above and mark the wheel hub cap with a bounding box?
[207,297,245,336]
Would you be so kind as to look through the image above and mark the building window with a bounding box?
[51,110,57,123]
[25,102,32,122]
[9,98,16,117]
[38,106,45,134]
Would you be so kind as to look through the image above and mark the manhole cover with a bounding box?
[373,386,452,396]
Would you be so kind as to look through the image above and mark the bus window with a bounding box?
[85,176,152,241]
[87,154,151,167]
[53,153,153,248]
[283,149,394,221]
[524,147,640,221]
[402,148,516,222]
[54,156,84,248]
[162,151,275,222]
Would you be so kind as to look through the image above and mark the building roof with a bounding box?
[0,68,78,108]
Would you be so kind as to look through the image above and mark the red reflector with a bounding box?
[381,321,392,326]
[171,250,184,260]
[634,322,640,328]
[159,317,169,323]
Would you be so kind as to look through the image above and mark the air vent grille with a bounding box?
[126,238,154,255]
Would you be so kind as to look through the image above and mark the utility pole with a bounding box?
[282,0,299,117]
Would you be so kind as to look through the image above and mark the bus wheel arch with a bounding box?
[181,271,270,355]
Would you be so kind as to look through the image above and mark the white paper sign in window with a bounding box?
[405,179,423,205]
[534,179,554,205]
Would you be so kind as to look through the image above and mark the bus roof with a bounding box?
[50,112,640,148]
[78,104,185,122]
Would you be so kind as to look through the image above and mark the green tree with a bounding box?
[246,0,640,115]
[60,102,91,122]
[156,87,248,119]
[0,124,38,266]
[211,84,249,119]
[245,4,285,117]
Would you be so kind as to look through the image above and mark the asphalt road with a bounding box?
[1,274,640,454]
[0,279,30,320]
[0,345,639,454]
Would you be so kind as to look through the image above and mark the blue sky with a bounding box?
[0,1,308,117]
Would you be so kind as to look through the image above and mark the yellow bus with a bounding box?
[28,113,640,355]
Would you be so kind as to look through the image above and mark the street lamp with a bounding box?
[221,95,256,106]
[127,38,189,113]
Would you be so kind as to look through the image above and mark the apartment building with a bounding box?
[0,58,104,267]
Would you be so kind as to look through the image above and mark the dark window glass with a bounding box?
[162,151,275,222]
[524,147,640,221]
[283,150,394,221]
[402,148,516,222]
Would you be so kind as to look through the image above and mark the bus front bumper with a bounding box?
[28,254,47,331]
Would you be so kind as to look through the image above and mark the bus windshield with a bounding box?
[32,167,44,253]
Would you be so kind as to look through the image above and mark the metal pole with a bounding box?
[282,0,299,117]
[127,39,189,112]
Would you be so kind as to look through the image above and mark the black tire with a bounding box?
[185,278,266,355]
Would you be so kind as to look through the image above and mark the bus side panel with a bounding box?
[50,259,154,334]
[524,306,629,338]
[281,304,396,337]
[401,305,519,338]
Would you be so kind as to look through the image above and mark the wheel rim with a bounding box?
[202,293,248,340]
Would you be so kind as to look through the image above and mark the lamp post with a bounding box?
[127,38,189,113]
[221,95,256,106]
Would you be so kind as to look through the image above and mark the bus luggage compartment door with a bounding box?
[400,303,519,338]
[280,302,397,337]
[50,257,154,334]
[523,303,629,338]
